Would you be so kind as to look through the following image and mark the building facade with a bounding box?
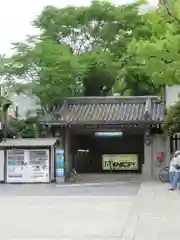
[41,96,169,180]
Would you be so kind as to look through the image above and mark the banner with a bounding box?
[56,150,64,177]
[102,154,138,170]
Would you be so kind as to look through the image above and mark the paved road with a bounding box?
[0,195,134,240]
[0,182,180,239]
[0,182,140,196]
[0,182,138,239]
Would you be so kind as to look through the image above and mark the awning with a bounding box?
[0,138,58,147]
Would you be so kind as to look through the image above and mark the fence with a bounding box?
[170,133,180,154]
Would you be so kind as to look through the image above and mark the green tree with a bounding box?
[7,36,84,109]
[127,0,180,86]
[0,55,14,100]
[34,0,153,96]
[7,115,46,138]
[163,99,180,133]
[3,0,164,108]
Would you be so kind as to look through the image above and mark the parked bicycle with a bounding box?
[65,168,80,183]
[158,166,169,183]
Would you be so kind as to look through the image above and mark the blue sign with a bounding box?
[56,151,64,177]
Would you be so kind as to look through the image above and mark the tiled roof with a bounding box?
[44,97,164,125]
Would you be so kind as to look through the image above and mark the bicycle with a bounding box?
[65,168,80,183]
[158,166,169,183]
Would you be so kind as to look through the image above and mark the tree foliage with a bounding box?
[7,116,46,138]
[122,0,180,131]
[0,54,14,99]
[2,0,165,109]
[163,99,180,133]
[127,0,180,85]
[2,0,180,117]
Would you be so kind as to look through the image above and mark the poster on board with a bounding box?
[102,154,138,171]
[7,149,25,183]
[56,150,64,177]
[6,149,50,183]
[27,149,49,182]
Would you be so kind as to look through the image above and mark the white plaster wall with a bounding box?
[165,85,180,108]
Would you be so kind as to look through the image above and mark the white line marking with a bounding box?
[56,181,139,188]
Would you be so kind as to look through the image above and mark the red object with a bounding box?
[156,152,164,162]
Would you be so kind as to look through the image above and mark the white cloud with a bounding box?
[0,0,157,55]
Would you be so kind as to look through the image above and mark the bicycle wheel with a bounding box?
[158,166,169,183]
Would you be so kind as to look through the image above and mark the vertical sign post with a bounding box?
[56,149,65,183]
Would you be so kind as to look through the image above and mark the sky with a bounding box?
[0,0,158,55]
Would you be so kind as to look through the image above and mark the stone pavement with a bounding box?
[121,182,180,240]
[0,182,179,239]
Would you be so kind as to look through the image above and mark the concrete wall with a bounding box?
[152,134,170,179]
[142,133,170,180]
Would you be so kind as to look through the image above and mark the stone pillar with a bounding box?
[142,129,153,179]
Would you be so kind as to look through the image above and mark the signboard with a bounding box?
[27,150,49,182]
[8,103,17,117]
[7,149,25,183]
[102,154,138,171]
[0,150,4,181]
[56,150,64,177]
[6,149,49,183]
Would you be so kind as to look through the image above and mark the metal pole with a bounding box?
[2,101,12,141]
[3,109,7,141]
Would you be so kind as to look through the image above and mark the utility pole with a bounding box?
[2,100,12,141]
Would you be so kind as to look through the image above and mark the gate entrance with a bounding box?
[41,96,165,181]
[72,131,144,174]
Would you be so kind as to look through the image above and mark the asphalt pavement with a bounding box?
[0,181,140,196]
[0,182,179,239]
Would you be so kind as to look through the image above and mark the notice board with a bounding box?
[6,149,50,183]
